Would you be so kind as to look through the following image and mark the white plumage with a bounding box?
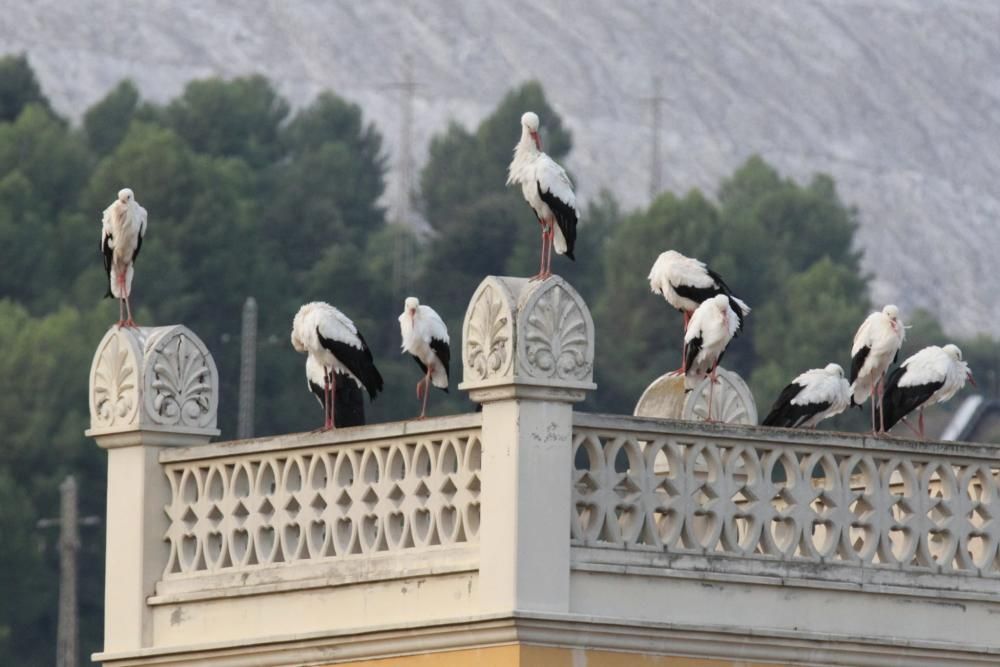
[648,250,750,329]
[101,187,147,326]
[849,304,905,408]
[763,363,851,429]
[878,344,974,436]
[399,297,451,418]
[684,294,739,391]
[506,111,579,279]
[291,302,383,429]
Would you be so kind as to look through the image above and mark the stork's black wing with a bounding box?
[102,232,114,299]
[849,346,870,385]
[333,372,366,427]
[317,328,384,401]
[762,383,830,428]
[684,336,703,378]
[538,182,578,261]
[876,366,943,431]
[430,337,451,387]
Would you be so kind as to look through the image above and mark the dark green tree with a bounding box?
[0,54,49,123]
[83,80,140,155]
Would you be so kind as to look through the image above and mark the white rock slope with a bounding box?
[2,0,998,335]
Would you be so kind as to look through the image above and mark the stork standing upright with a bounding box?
[648,250,750,372]
[399,297,450,419]
[849,304,906,433]
[101,188,147,327]
[291,302,383,430]
[506,111,579,281]
[684,294,740,421]
[762,363,851,429]
[876,344,974,438]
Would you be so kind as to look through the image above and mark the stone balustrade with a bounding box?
[88,279,1000,667]
[571,414,1000,595]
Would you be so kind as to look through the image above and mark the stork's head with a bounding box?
[404,296,420,318]
[825,363,845,377]
[521,111,541,150]
[882,304,902,332]
[118,188,134,205]
[944,343,977,386]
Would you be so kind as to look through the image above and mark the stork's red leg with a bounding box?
[418,368,432,419]
[329,371,337,429]
[877,375,887,433]
[918,408,925,439]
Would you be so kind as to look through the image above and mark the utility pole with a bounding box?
[387,53,418,297]
[37,476,100,667]
[237,296,257,439]
[641,76,666,201]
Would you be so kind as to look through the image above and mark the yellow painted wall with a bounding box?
[323,644,779,666]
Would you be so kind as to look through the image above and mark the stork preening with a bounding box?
[849,304,906,433]
[763,363,851,429]
[876,344,974,438]
[399,297,451,419]
[291,302,383,430]
[648,250,750,372]
[506,111,579,281]
[684,295,740,421]
[306,355,366,428]
[101,188,147,327]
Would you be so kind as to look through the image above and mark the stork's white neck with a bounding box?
[506,126,541,186]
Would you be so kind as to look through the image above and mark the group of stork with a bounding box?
[98,110,974,437]
[647,250,975,436]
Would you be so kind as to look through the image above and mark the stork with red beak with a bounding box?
[100,187,147,327]
[506,111,579,281]
[849,304,906,433]
[399,297,451,419]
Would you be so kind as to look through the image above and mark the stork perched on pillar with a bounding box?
[648,250,750,373]
[849,304,906,433]
[291,302,383,431]
[684,295,740,421]
[101,188,147,327]
[506,111,579,281]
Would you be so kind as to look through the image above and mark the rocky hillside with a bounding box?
[4,0,998,335]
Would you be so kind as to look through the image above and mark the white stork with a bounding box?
[399,297,450,419]
[762,363,851,429]
[305,356,366,428]
[506,111,579,281]
[877,344,974,438]
[101,188,147,327]
[291,302,383,430]
[648,250,750,372]
[849,304,906,432]
[684,294,740,421]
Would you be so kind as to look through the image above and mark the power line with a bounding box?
[384,54,420,297]
[640,75,667,201]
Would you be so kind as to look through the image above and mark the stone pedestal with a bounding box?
[459,276,595,615]
[86,325,218,653]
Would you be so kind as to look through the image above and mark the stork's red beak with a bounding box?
[968,371,977,387]
[530,130,541,151]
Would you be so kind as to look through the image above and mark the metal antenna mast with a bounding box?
[237,296,258,439]
[389,54,418,296]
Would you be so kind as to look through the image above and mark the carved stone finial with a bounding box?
[87,325,220,445]
[461,276,595,403]
[634,367,758,425]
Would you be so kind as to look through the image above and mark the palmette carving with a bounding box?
[145,331,215,428]
[519,281,593,381]
[464,281,513,381]
[91,331,141,428]
[88,324,218,433]
[162,432,483,576]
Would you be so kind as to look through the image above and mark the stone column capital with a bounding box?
[459,276,596,404]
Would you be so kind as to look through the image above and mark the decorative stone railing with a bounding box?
[157,417,482,596]
[571,413,1000,594]
[89,282,1000,666]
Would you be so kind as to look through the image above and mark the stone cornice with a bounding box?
[93,611,1000,667]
